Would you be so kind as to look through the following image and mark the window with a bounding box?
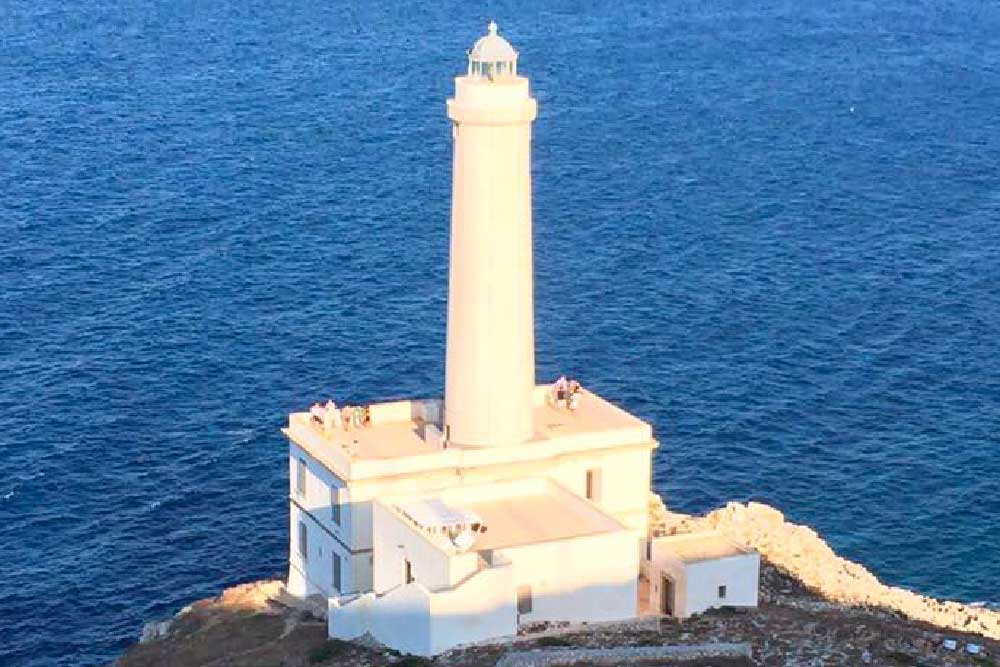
[585,468,602,502]
[404,559,414,585]
[297,458,307,496]
[517,585,532,614]
[333,553,342,592]
[298,522,308,560]
[331,486,341,526]
[718,585,727,599]
[646,539,653,562]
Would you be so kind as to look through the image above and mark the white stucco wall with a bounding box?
[332,584,432,656]
[333,498,637,655]
[445,74,537,449]
[547,446,652,535]
[289,443,351,543]
[287,502,356,599]
[371,502,478,593]
[427,563,517,654]
[647,539,759,618]
[501,529,639,624]
[682,554,760,616]
[331,564,515,656]
[646,552,689,616]
[288,429,653,597]
[287,404,655,602]
[289,442,379,595]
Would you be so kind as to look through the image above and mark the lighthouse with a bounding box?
[282,23,678,657]
[444,22,538,448]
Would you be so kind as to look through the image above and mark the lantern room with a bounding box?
[468,21,518,79]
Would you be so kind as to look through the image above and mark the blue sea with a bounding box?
[2,1,999,665]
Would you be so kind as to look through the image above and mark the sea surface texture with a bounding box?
[2,1,998,665]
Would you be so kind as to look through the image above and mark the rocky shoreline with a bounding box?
[115,498,999,667]
[648,496,1000,641]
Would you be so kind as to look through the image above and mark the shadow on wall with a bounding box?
[330,568,638,657]
[287,499,374,599]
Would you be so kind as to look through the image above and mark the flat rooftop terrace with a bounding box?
[461,489,624,550]
[387,478,629,553]
[654,532,754,564]
[283,385,654,480]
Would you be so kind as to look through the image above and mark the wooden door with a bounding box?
[660,575,674,616]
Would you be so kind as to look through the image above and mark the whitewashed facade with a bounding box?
[645,532,760,618]
[286,442,367,599]
[281,22,757,657]
[327,479,639,654]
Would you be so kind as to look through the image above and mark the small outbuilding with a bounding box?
[645,531,759,618]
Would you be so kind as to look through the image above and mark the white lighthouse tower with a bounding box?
[280,23,715,658]
[444,22,538,448]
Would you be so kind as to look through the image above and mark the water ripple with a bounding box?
[3,1,1000,666]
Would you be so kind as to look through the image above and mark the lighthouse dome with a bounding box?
[468,21,518,78]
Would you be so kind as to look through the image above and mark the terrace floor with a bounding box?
[286,386,652,465]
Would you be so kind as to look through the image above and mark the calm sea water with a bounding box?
[2,1,999,665]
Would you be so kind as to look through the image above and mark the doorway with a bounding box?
[660,575,675,616]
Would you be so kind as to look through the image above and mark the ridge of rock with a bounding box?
[649,495,1000,640]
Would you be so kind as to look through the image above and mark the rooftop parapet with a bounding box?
[283,385,655,481]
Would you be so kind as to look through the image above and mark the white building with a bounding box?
[281,22,758,656]
[645,532,760,618]
[329,478,640,656]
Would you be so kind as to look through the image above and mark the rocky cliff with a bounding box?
[115,499,999,667]
[649,496,1000,641]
